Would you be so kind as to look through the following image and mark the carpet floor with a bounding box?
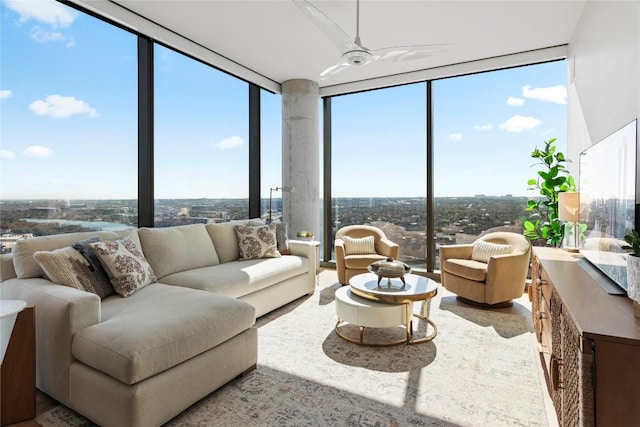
[36,271,552,427]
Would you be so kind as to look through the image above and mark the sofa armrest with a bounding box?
[0,253,16,281]
[289,239,320,277]
[1,277,101,404]
[377,238,399,259]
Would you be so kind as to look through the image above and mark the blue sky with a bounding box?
[1,0,567,200]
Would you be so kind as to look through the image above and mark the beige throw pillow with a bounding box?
[234,223,281,260]
[90,237,157,297]
[343,235,376,255]
[471,240,513,263]
[33,246,115,298]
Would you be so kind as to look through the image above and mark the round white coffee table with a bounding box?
[349,273,438,344]
[334,287,407,346]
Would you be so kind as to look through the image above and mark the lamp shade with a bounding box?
[558,192,580,222]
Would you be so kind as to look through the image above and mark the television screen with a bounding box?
[579,119,637,292]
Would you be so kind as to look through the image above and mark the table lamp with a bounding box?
[558,191,580,252]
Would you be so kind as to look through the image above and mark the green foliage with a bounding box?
[522,138,576,247]
[624,230,640,257]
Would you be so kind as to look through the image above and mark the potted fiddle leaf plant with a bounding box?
[623,230,640,312]
[522,137,576,247]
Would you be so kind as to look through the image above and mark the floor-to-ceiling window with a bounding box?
[432,61,567,270]
[326,61,567,271]
[330,83,427,267]
[0,0,137,252]
[261,91,283,221]
[153,45,249,226]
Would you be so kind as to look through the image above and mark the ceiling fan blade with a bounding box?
[293,0,353,54]
[370,44,453,62]
[319,61,351,80]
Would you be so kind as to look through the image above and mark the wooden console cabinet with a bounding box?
[530,247,640,426]
[1,306,36,426]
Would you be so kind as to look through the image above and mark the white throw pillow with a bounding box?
[471,240,513,263]
[343,235,376,255]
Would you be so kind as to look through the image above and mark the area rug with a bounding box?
[36,272,549,427]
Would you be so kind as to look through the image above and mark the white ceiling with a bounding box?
[74,0,586,95]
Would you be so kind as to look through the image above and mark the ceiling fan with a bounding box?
[293,0,451,79]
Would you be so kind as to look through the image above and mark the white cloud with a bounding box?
[29,95,98,118]
[4,0,77,28]
[448,133,463,142]
[30,27,74,47]
[498,115,541,132]
[0,90,13,100]
[522,85,567,105]
[507,97,524,107]
[23,145,54,158]
[215,136,245,150]
[0,149,16,159]
[474,124,493,131]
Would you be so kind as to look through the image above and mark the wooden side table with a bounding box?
[1,306,36,426]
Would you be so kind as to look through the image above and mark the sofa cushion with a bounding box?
[138,224,220,279]
[206,219,265,264]
[471,239,513,263]
[235,223,281,260]
[90,237,157,297]
[72,283,255,385]
[443,258,488,282]
[33,245,115,298]
[12,228,140,279]
[160,256,308,299]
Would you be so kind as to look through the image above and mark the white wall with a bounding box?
[567,1,640,184]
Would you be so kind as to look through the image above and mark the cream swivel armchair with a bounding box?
[440,232,531,306]
[335,225,399,285]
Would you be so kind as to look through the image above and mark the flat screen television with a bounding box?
[579,119,638,293]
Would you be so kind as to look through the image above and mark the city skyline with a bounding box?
[1,0,567,200]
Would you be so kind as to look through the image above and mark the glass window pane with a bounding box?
[331,83,427,267]
[433,60,567,269]
[154,46,249,226]
[1,1,137,251]
[261,91,282,222]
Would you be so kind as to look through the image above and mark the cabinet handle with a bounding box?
[537,278,548,286]
[536,310,547,320]
[550,355,562,390]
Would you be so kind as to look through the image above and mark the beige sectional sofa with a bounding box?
[0,221,318,427]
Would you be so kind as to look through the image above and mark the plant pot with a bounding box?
[626,255,640,308]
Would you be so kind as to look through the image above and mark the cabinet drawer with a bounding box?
[539,299,552,354]
[540,267,553,302]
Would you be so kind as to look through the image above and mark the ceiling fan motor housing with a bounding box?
[343,49,372,66]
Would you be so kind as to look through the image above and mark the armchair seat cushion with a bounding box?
[344,253,388,270]
[442,258,488,282]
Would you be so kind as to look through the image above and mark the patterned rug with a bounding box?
[36,271,550,427]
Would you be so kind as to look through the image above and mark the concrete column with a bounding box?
[281,79,319,239]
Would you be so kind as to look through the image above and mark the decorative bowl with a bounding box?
[368,257,412,286]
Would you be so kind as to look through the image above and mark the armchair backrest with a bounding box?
[335,225,388,254]
[479,232,530,255]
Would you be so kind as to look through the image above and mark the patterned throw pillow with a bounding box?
[33,246,114,298]
[234,223,281,260]
[471,239,513,263]
[72,237,115,298]
[274,221,290,255]
[343,235,376,255]
[90,236,157,297]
